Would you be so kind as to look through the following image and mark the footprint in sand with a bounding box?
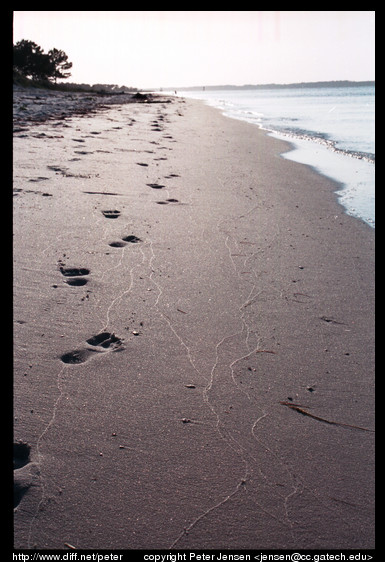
[156,199,179,205]
[65,278,88,286]
[14,441,31,470]
[86,332,123,348]
[60,331,124,364]
[109,235,142,248]
[14,441,39,508]
[60,266,90,286]
[102,210,121,219]
[28,176,50,183]
[122,235,141,243]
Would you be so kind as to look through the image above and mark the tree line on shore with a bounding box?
[13,39,136,94]
[13,39,73,83]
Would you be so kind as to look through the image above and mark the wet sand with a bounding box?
[13,87,375,550]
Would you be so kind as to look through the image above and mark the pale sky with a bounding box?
[13,11,375,89]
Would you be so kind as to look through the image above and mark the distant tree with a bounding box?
[13,40,72,83]
[13,40,48,79]
[47,48,72,82]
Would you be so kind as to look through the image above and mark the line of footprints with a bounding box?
[15,210,146,509]
[58,170,180,362]
[15,113,184,508]
[58,169,181,365]
[58,208,145,364]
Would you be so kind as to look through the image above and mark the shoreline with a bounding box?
[171,89,375,229]
[269,130,375,228]
[13,88,374,550]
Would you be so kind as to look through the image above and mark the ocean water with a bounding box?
[173,85,375,228]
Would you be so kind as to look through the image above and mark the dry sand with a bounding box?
[13,87,375,550]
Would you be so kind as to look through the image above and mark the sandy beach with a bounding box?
[13,86,375,550]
